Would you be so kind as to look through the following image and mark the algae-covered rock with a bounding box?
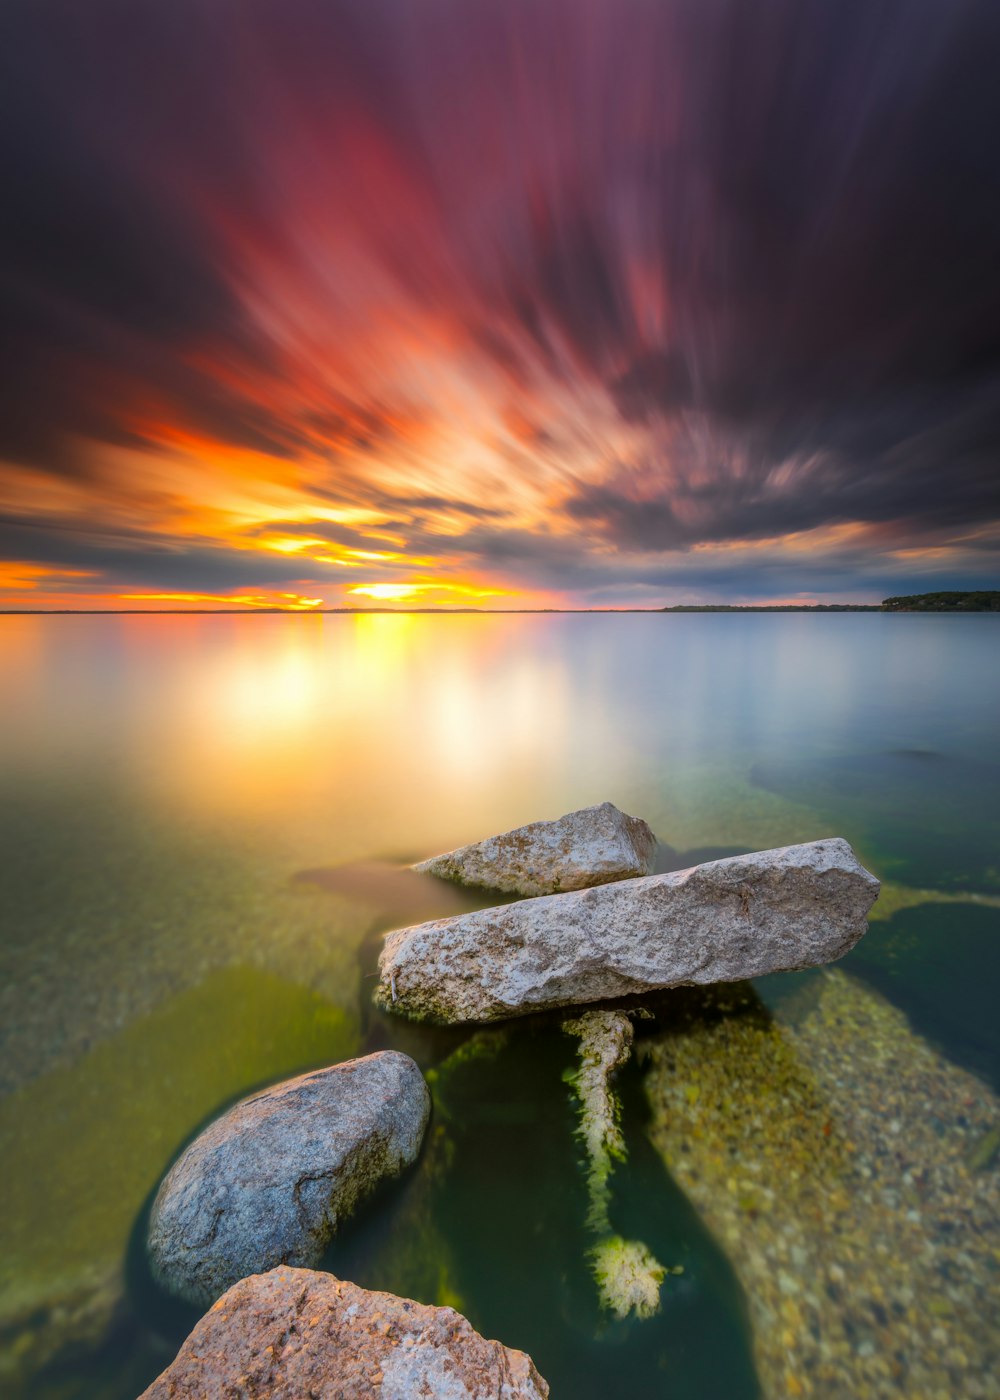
[138,1265,549,1399]
[413,802,656,896]
[379,838,879,1024]
[644,972,1000,1399]
[148,1051,429,1307]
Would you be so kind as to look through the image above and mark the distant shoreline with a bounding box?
[2,590,997,616]
[2,604,996,617]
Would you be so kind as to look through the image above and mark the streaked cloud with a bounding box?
[1,0,998,607]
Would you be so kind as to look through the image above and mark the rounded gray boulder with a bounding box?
[147,1051,430,1306]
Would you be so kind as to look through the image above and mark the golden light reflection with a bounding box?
[35,612,574,858]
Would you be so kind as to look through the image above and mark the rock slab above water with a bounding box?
[147,1052,430,1307]
[379,838,879,1024]
[138,1265,550,1400]
[413,801,656,896]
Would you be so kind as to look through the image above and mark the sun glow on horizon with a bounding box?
[347,580,510,604]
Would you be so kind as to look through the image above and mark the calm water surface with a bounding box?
[1,613,998,1398]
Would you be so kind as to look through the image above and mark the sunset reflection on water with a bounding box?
[1,613,999,1400]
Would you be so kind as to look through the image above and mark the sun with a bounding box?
[349,583,423,601]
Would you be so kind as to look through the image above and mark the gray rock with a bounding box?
[413,801,656,896]
[378,839,880,1024]
[147,1052,430,1307]
[138,1265,549,1400]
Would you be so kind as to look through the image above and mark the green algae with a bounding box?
[0,966,357,1377]
[425,1029,510,1112]
[868,879,1000,921]
[563,1010,668,1320]
[562,1011,631,1232]
[965,1123,1000,1172]
[589,1236,668,1321]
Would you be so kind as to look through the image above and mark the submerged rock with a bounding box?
[138,1265,549,1399]
[147,1052,430,1307]
[645,972,1000,1399]
[413,801,656,897]
[378,839,879,1024]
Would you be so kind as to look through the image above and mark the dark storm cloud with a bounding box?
[0,519,325,593]
[565,377,1000,553]
[1,0,999,597]
[403,513,1000,605]
[1,2,244,465]
[610,353,694,425]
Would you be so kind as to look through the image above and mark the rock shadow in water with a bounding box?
[843,900,1000,1090]
[338,1016,762,1400]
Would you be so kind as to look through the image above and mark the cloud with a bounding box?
[1,0,999,604]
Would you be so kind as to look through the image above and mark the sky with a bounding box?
[1,0,999,610]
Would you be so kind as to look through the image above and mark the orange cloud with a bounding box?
[0,562,97,592]
[117,591,324,610]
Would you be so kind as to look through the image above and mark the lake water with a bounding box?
[1,613,998,1399]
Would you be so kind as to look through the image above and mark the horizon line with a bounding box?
[0,603,891,616]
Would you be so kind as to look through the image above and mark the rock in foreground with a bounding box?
[148,1052,429,1307]
[413,801,656,896]
[138,1266,549,1400]
[379,839,879,1023]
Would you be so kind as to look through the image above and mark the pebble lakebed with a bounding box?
[645,970,1000,1399]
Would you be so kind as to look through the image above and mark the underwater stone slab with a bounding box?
[138,1265,549,1400]
[378,839,879,1024]
[644,971,1000,1398]
[413,801,656,896]
[147,1052,430,1307]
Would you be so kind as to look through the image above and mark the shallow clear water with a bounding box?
[1,613,998,1398]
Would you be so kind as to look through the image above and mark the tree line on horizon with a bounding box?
[662,591,999,612]
[881,591,1000,611]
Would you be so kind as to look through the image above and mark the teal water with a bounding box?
[0,613,998,1398]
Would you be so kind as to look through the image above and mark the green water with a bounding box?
[0,613,998,1398]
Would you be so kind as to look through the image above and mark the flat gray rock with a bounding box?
[413,801,656,896]
[138,1266,549,1400]
[147,1052,430,1307]
[378,839,879,1024]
